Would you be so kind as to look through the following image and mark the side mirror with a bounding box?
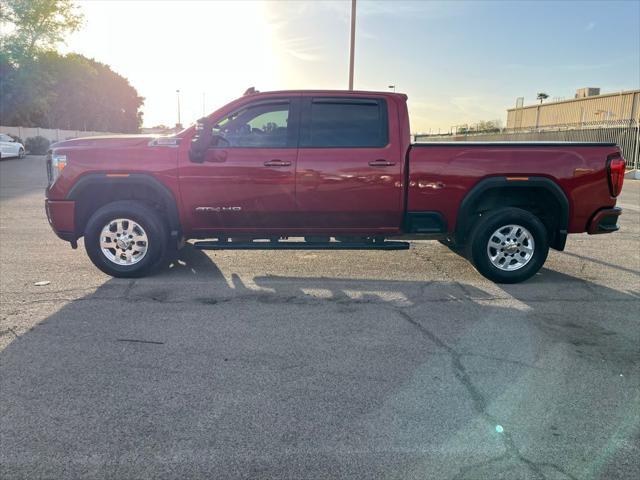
[189,117,213,163]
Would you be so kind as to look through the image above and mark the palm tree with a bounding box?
[537,92,549,104]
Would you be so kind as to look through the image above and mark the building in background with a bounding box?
[416,87,640,170]
[506,88,640,130]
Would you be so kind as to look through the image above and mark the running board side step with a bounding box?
[193,241,410,251]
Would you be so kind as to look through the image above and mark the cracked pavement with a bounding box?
[1,155,639,479]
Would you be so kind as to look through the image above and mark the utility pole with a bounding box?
[348,0,356,90]
[176,89,181,127]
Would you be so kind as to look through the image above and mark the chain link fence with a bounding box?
[415,120,640,170]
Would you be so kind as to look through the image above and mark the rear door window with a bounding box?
[301,98,388,148]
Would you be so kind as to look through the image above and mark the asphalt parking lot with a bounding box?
[1,154,639,479]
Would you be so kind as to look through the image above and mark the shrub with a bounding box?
[25,136,51,155]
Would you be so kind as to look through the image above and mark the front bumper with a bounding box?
[587,207,622,234]
[45,199,76,243]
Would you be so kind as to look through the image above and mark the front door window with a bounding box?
[212,102,291,148]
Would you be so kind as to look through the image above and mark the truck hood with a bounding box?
[51,134,160,149]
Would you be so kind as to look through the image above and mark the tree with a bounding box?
[537,92,549,104]
[1,0,83,58]
[1,51,144,132]
[454,120,502,135]
[0,48,56,126]
[475,120,502,133]
[0,1,144,132]
[0,0,85,126]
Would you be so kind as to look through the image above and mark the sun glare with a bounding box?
[66,1,283,127]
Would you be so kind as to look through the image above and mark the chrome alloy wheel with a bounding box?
[99,218,149,266]
[486,224,535,271]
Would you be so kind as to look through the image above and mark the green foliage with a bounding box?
[476,120,502,133]
[458,120,503,135]
[537,92,549,104]
[0,0,143,132]
[0,51,144,132]
[25,135,50,155]
[1,0,84,58]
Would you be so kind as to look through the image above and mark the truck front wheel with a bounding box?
[84,201,168,278]
[468,207,549,284]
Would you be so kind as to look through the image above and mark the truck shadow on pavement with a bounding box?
[1,245,638,480]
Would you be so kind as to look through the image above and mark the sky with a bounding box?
[63,0,640,133]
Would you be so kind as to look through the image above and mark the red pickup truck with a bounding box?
[45,90,625,283]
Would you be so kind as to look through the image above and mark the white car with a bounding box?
[0,133,26,159]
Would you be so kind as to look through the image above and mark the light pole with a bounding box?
[388,85,396,93]
[348,0,356,90]
[202,92,206,117]
[176,89,181,127]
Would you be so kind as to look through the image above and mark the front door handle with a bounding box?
[264,159,292,167]
[368,159,396,167]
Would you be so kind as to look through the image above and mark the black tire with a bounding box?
[18,148,25,159]
[84,201,168,278]
[467,207,549,284]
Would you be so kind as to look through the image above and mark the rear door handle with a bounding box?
[264,159,292,167]
[368,159,396,167]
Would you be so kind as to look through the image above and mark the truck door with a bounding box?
[295,96,404,231]
[178,97,300,232]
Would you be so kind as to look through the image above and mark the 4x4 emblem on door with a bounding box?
[195,206,242,213]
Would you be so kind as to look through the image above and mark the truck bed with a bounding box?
[407,142,620,233]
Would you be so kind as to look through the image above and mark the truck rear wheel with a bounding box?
[468,207,549,284]
[84,201,168,278]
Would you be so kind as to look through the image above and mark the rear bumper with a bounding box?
[587,207,622,234]
[45,199,76,242]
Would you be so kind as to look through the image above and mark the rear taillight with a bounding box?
[607,154,625,197]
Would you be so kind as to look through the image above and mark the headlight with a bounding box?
[48,153,67,186]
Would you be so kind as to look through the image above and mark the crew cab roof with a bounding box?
[246,89,408,100]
